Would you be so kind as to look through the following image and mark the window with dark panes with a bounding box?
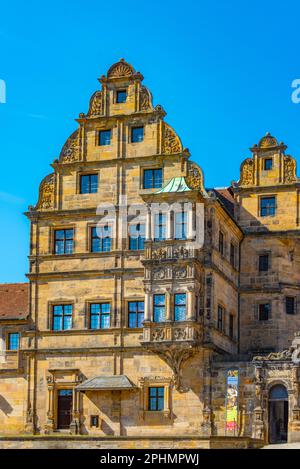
[52,304,73,331]
[217,305,224,331]
[80,174,98,194]
[143,168,163,189]
[129,223,145,250]
[219,231,224,255]
[90,303,110,329]
[259,303,270,321]
[54,229,74,255]
[260,196,276,217]
[259,254,269,272]
[116,89,127,103]
[153,294,166,322]
[174,293,187,321]
[148,387,164,411]
[91,225,112,252]
[286,297,295,315]
[99,129,111,146]
[264,158,273,170]
[8,332,20,350]
[229,314,234,339]
[131,126,144,143]
[128,301,144,328]
[90,415,99,427]
[175,212,187,240]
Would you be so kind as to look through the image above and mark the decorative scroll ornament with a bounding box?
[239,158,254,186]
[173,267,187,279]
[87,90,103,116]
[36,173,55,210]
[163,123,182,154]
[140,86,152,111]
[186,162,204,191]
[284,155,297,183]
[107,59,134,79]
[153,268,166,280]
[253,348,292,361]
[59,129,80,163]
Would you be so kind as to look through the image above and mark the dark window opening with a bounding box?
[8,332,20,350]
[128,301,144,328]
[116,89,127,103]
[91,225,112,253]
[174,293,187,321]
[286,297,295,315]
[259,254,269,272]
[259,303,270,321]
[229,314,234,339]
[219,231,224,255]
[54,229,74,255]
[217,305,224,331]
[143,168,163,189]
[80,174,98,194]
[90,303,110,329]
[129,223,145,250]
[264,158,273,170]
[260,196,276,217]
[230,243,236,268]
[131,126,144,143]
[90,415,99,427]
[52,304,73,331]
[153,294,166,322]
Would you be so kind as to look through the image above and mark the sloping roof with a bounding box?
[76,375,135,391]
[0,283,29,320]
[155,177,192,194]
[211,187,235,216]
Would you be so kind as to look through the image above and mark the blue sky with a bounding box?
[0,0,300,282]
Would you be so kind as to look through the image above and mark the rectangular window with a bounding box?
[129,223,145,250]
[286,297,295,315]
[259,254,269,272]
[99,129,111,146]
[52,304,73,331]
[128,301,144,328]
[175,211,187,240]
[264,158,273,170]
[148,387,164,411]
[230,243,236,268]
[217,305,224,331]
[90,415,99,427]
[54,229,74,255]
[260,196,276,217]
[91,225,112,252]
[80,174,98,194]
[258,303,270,321]
[90,303,110,329]
[219,231,224,255]
[154,213,166,241]
[153,294,166,322]
[8,332,20,350]
[174,293,187,321]
[143,168,163,189]
[229,314,234,339]
[131,126,144,143]
[116,89,127,103]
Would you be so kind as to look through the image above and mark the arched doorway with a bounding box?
[268,384,288,444]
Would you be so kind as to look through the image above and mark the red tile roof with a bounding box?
[213,187,235,216]
[0,283,29,320]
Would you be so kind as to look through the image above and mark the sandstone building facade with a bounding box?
[1,60,300,446]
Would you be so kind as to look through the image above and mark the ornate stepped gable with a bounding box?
[35,173,56,210]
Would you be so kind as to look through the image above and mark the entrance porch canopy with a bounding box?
[76,375,135,392]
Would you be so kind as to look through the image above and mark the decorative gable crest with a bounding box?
[284,155,297,183]
[163,123,182,154]
[107,59,134,79]
[239,158,254,186]
[140,85,152,111]
[186,162,205,193]
[87,90,103,117]
[36,173,56,210]
[59,129,81,163]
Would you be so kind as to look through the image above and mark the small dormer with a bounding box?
[238,132,298,188]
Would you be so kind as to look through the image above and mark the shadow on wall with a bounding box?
[0,394,13,414]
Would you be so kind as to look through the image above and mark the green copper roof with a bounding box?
[155,176,192,194]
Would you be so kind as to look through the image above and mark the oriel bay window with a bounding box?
[90,303,110,329]
[153,294,166,322]
[154,213,166,241]
[52,305,73,331]
[129,223,145,250]
[174,293,187,321]
[91,225,112,252]
[128,301,144,328]
[174,211,187,240]
[148,387,165,411]
[54,229,74,255]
